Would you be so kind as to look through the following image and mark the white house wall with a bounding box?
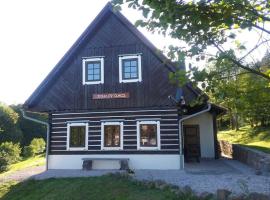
[48,154,182,170]
[183,112,215,158]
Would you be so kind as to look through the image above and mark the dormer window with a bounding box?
[82,57,104,85]
[119,54,142,83]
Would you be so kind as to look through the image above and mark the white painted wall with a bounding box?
[48,154,182,170]
[183,112,215,158]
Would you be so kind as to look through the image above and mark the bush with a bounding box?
[23,146,34,158]
[26,138,46,157]
[0,142,21,172]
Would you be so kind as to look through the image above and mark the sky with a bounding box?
[0,0,179,105]
[0,1,267,105]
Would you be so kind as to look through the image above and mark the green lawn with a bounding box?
[0,175,198,200]
[0,155,45,178]
[218,126,270,153]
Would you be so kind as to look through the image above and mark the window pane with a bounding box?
[130,66,137,73]
[124,73,131,78]
[94,75,100,80]
[124,66,131,73]
[131,60,137,67]
[140,124,157,147]
[94,68,100,74]
[131,72,137,78]
[104,125,120,147]
[86,61,101,81]
[88,63,94,70]
[70,126,86,148]
[124,61,130,67]
[88,75,94,80]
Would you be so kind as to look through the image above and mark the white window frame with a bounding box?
[101,121,123,150]
[67,122,88,151]
[119,54,142,83]
[82,57,104,85]
[137,120,160,150]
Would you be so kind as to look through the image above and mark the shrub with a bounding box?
[0,142,21,172]
[23,146,34,158]
[0,157,9,172]
[29,138,46,155]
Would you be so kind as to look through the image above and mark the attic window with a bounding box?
[82,57,104,85]
[119,54,142,83]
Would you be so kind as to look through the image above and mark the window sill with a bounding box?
[67,148,88,151]
[137,147,160,150]
[120,79,141,83]
[102,147,123,151]
[83,81,103,85]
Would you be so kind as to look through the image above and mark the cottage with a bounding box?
[24,3,225,170]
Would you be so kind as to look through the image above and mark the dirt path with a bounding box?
[0,165,45,184]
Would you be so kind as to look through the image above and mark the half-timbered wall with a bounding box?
[49,108,179,155]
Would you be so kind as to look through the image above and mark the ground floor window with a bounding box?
[137,121,160,150]
[67,122,88,150]
[101,121,123,150]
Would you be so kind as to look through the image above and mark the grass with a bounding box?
[0,181,18,199]
[218,125,270,153]
[0,155,45,178]
[0,175,198,200]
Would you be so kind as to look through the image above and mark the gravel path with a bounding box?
[134,159,270,195]
[134,170,270,195]
[0,166,45,183]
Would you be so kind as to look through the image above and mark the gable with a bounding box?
[24,3,198,112]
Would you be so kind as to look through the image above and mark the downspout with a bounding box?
[178,103,211,169]
[20,109,49,171]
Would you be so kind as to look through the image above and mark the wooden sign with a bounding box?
[92,93,130,99]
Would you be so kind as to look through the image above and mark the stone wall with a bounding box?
[219,140,270,174]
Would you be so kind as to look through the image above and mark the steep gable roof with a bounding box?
[24,2,179,109]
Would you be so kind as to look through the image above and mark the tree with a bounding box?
[0,102,23,143]
[206,57,243,130]
[112,0,270,81]
[207,53,270,129]
[238,54,270,126]
[0,103,46,146]
[12,105,47,146]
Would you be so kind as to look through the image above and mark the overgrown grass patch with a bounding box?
[0,175,198,200]
[218,126,270,153]
[0,155,45,178]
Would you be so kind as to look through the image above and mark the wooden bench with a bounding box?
[82,158,129,170]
